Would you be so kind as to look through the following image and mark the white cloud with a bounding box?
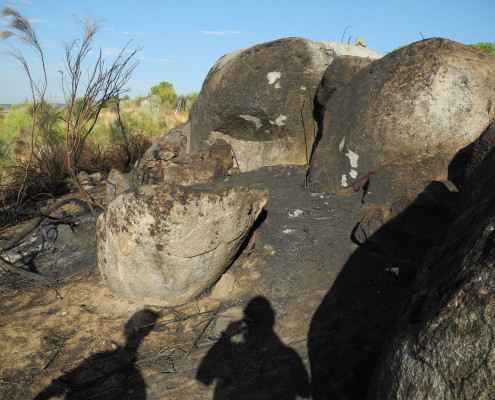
[102,47,123,56]
[101,47,137,56]
[0,19,8,25]
[138,56,174,63]
[3,0,34,4]
[199,30,242,36]
[27,18,46,24]
[106,27,115,31]
[122,31,143,36]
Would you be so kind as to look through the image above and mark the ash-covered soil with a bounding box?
[0,165,412,399]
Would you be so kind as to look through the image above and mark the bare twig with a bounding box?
[42,348,61,370]
[1,8,140,216]
[341,26,351,43]
[1,197,88,252]
[180,305,221,364]
[0,256,52,282]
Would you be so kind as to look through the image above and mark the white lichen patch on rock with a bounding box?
[270,115,287,126]
[349,170,358,179]
[346,149,359,168]
[239,114,262,129]
[267,71,282,84]
[341,174,348,187]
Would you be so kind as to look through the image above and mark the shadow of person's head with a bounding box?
[124,309,159,349]
[243,296,275,335]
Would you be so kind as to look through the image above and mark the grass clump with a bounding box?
[469,42,495,55]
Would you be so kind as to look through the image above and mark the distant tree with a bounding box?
[177,92,199,112]
[102,95,120,108]
[150,81,177,108]
[469,42,495,55]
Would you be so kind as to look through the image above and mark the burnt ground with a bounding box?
[0,165,414,399]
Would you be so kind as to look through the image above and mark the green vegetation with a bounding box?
[0,7,197,215]
[0,104,32,146]
[388,41,495,55]
[469,42,495,55]
[386,44,409,54]
[150,81,178,108]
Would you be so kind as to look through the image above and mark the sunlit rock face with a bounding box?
[97,183,267,306]
[189,37,381,172]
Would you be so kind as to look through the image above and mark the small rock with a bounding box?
[77,171,92,185]
[89,172,102,182]
[288,209,303,217]
[210,273,237,300]
[249,270,261,280]
[156,149,177,161]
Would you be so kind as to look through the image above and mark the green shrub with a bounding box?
[386,44,409,55]
[0,105,31,147]
[150,81,178,108]
[469,42,495,55]
[181,92,199,112]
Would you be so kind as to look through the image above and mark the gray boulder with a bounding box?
[353,181,457,260]
[136,138,234,187]
[368,146,495,399]
[464,121,495,181]
[316,55,375,106]
[141,122,189,163]
[97,184,267,306]
[188,37,381,172]
[308,38,495,203]
[106,168,135,204]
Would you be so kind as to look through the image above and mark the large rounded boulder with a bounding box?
[307,38,495,202]
[188,37,381,172]
[97,184,267,306]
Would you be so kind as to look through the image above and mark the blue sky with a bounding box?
[0,0,493,104]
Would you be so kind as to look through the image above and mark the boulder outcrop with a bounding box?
[188,37,380,172]
[136,138,234,187]
[308,38,495,203]
[105,129,234,204]
[353,181,457,260]
[368,147,495,399]
[97,184,267,306]
[316,55,375,107]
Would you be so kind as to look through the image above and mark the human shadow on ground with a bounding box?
[34,309,159,400]
[308,181,459,400]
[197,296,310,400]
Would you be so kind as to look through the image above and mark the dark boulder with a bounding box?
[353,181,457,260]
[316,55,375,106]
[308,38,495,203]
[189,37,380,172]
[368,145,495,399]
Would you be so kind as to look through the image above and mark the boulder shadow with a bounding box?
[34,309,159,400]
[196,296,310,399]
[308,181,459,399]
